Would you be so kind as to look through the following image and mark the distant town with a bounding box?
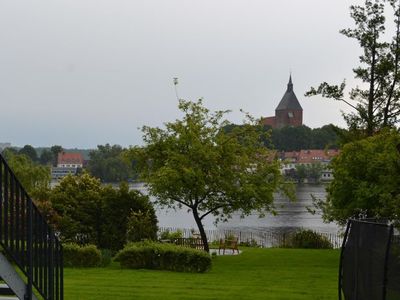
[0,77,340,184]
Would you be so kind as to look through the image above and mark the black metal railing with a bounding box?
[159,226,344,249]
[0,154,63,300]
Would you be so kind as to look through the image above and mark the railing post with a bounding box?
[49,229,54,300]
[25,199,33,300]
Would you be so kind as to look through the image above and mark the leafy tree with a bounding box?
[2,151,50,195]
[50,174,156,250]
[307,0,400,136]
[310,125,341,149]
[126,210,158,243]
[263,124,340,151]
[87,144,132,182]
[50,145,63,166]
[101,182,157,250]
[295,164,308,182]
[18,145,38,162]
[129,99,293,252]
[50,173,104,245]
[39,149,54,165]
[314,130,400,226]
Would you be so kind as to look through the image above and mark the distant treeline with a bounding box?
[266,124,341,151]
[2,124,341,183]
[225,123,342,152]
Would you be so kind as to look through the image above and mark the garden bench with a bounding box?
[218,237,239,254]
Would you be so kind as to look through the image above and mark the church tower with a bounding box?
[274,75,303,128]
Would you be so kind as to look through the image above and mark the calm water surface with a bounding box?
[130,183,341,234]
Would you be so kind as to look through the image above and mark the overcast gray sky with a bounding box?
[0,0,370,148]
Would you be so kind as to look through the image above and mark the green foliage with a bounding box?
[283,230,333,249]
[39,149,54,165]
[100,182,157,250]
[294,163,324,183]
[63,243,102,267]
[160,229,183,240]
[317,130,400,226]
[126,210,158,242]
[307,0,400,136]
[269,125,340,151]
[128,99,294,252]
[18,145,38,162]
[50,175,157,251]
[2,151,51,195]
[50,145,63,166]
[51,173,104,245]
[87,144,132,182]
[239,239,260,248]
[114,241,212,273]
[99,249,113,267]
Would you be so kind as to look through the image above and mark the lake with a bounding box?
[130,183,341,235]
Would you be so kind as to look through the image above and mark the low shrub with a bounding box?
[99,249,113,267]
[63,243,102,267]
[239,239,261,248]
[114,241,211,273]
[159,229,183,240]
[284,230,333,249]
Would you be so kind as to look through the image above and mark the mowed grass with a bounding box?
[64,248,339,300]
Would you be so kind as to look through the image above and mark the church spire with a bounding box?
[287,74,293,92]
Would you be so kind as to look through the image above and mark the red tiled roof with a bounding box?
[297,149,340,164]
[57,152,83,165]
[281,149,340,164]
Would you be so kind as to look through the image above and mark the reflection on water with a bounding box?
[131,183,340,234]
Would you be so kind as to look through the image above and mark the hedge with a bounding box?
[63,243,102,267]
[114,241,211,273]
[283,229,333,249]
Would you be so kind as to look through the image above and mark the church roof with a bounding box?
[275,75,303,111]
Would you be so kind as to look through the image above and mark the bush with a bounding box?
[100,249,113,267]
[126,210,158,242]
[63,243,102,267]
[159,229,183,240]
[283,230,333,249]
[239,239,260,248]
[114,241,211,273]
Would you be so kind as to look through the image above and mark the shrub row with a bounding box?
[282,229,333,249]
[114,241,212,273]
[63,243,102,267]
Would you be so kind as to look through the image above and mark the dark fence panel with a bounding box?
[0,155,63,300]
[158,226,343,249]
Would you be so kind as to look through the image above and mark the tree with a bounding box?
[18,145,38,162]
[50,145,63,167]
[50,174,156,250]
[2,151,50,195]
[87,144,132,182]
[50,173,104,245]
[100,182,157,250]
[313,130,400,226]
[129,99,293,252]
[307,0,400,136]
[39,149,54,165]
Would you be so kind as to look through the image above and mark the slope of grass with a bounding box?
[64,248,339,300]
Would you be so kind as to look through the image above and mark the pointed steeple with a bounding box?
[287,74,293,92]
[275,74,302,111]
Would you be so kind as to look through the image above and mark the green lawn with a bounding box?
[64,248,340,300]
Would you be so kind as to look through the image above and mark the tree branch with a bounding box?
[200,205,225,220]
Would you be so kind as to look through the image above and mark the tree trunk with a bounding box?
[368,43,376,136]
[192,208,209,253]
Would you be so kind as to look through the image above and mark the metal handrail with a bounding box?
[0,154,63,300]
